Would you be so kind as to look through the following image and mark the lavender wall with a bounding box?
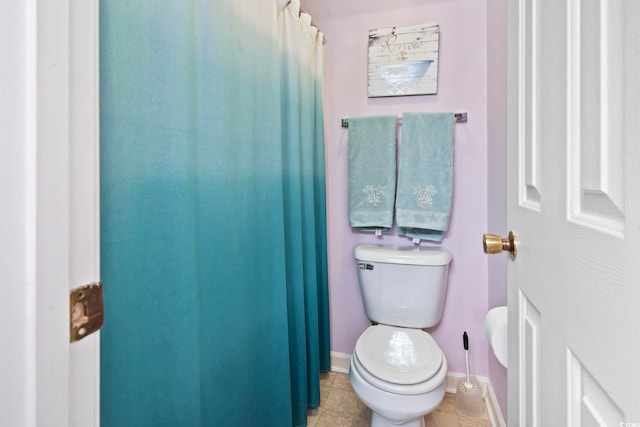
[486,0,509,418]
[308,0,491,379]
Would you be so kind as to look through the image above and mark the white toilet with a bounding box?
[349,244,452,427]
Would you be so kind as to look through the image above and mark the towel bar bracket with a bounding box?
[341,112,468,128]
[454,112,467,123]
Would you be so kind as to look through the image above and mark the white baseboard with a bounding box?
[330,351,351,374]
[330,353,506,427]
[485,378,506,427]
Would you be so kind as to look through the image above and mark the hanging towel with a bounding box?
[396,112,454,242]
[348,115,398,232]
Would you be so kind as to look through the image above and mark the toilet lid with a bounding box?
[354,325,442,385]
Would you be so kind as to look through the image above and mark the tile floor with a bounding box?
[306,372,493,427]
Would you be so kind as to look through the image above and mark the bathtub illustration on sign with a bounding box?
[368,23,439,97]
[376,60,433,85]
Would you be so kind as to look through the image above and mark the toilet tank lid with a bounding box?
[353,245,452,266]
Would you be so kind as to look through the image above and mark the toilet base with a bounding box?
[350,357,445,427]
[371,412,425,427]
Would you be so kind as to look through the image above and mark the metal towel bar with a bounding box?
[340,112,467,128]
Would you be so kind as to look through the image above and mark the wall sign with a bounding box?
[368,23,439,97]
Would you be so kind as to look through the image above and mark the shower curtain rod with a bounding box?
[340,112,468,128]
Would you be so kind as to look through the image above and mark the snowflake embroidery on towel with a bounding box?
[413,184,437,208]
[363,184,386,206]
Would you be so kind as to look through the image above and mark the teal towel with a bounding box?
[396,112,454,242]
[348,115,398,232]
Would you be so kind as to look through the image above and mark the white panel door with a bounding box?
[506,0,640,425]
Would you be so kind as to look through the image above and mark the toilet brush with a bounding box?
[455,331,483,417]
[461,332,477,391]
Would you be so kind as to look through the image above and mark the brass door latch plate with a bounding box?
[70,282,104,343]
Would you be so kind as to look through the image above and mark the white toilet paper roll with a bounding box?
[485,306,508,368]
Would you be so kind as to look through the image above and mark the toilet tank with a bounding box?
[353,244,452,328]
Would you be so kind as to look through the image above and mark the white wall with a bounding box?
[0,1,100,425]
[1,1,34,424]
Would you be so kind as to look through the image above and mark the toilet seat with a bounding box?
[352,325,447,395]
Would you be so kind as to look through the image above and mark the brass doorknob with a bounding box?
[483,231,518,260]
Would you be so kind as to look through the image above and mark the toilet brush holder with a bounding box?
[455,375,483,417]
[456,332,483,417]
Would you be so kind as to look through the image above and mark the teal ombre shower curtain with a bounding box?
[100,1,330,426]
